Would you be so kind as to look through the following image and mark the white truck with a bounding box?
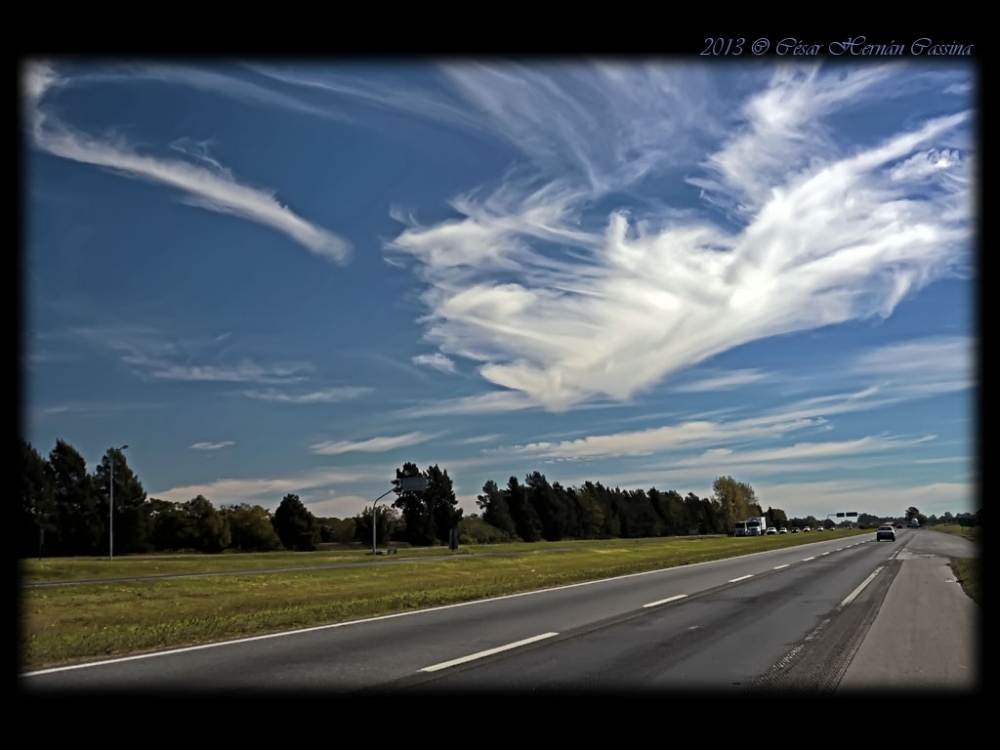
[734,521,748,537]
[747,517,767,536]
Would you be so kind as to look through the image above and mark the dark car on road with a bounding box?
[876,525,896,542]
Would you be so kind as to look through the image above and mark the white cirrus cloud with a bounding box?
[381,64,972,413]
[22,60,351,265]
[851,335,974,383]
[240,387,373,403]
[412,353,456,374]
[62,63,353,123]
[494,416,826,460]
[889,149,965,183]
[672,369,770,392]
[309,431,443,455]
[69,323,312,385]
[667,434,935,468]
[152,467,374,506]
[190,441,234,451]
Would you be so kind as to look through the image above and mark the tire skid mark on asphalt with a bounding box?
[745,559,901,694]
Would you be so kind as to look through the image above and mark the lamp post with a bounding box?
[110,444,128,560]
[371,476,427,555]
[371,483,398,557]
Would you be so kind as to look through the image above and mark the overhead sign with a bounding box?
[394,477,428,493]
[846,512,858,517]
[836,512,845,517]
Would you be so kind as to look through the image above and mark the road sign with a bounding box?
[394,477,428,493]
[846,512,858,517]
[836,512,845,517]
[959,517,976,528]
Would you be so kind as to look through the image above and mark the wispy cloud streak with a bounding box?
[191,441,234,451]
[22,60,351,264]
[309,432,442,455]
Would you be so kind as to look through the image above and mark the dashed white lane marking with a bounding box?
[729,574,753,583]
[419,632,560,672]
[773,564,789,570]
[643,594,688,608]
[838,567,883,611]
[821,552,831,556]
[803,556,816,561]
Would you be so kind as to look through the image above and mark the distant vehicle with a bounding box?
[734,521,748,537]
[817,527,824,531]
[779,527,788,534]
[766,527,777,535]
[803,527,811,532]
[895,524,903,529]
[747,517,767,536]
[876,525,896,542]
[909,518,920,528]
[791,528,800,533]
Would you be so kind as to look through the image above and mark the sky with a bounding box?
[21,58,977,523]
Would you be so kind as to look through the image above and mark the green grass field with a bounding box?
[19,529,867,670]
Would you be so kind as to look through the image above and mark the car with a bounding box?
[895,524,903,529]
[876,525,896,542]
[791,528,800,533]
[779,527,788,534]
[766,527,777,535]
[803,527,811,532]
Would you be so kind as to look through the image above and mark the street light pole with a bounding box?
[372,482,399,556]
[110,444,128,561]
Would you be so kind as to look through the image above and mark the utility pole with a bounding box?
[110,444,128,560]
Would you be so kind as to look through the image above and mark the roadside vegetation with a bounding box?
[20,437,859,562]
[948,558,980,605]
[931,523,981,606]
[931,523,982,543]
[20,529,867,669]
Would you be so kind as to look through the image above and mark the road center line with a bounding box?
[773,564,789,570]
[728,574,753,583]
[802,556,816,561]
[821,552,831,556]
[643,594,688,608]
[838,567,883,610]
[419,632,559,673]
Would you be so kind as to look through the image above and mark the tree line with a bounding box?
[27,436,972,558]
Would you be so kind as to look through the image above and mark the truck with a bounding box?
[909,517,920,528]
[747,517,767,536]
[734,521,748,537]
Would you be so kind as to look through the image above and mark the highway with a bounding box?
[21,529,927,693]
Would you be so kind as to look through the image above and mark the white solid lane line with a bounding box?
[773,564,789,570]
[419,633,560,673]
[644,594,688,608]
[729,574,753,583]
[838,567,883,610]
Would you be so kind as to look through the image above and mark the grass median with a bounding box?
[19,529,868,670]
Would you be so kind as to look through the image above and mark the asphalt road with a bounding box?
[21,530,930,693]
[836,529,980,692]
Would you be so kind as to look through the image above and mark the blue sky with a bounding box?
[21,59,977,522]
